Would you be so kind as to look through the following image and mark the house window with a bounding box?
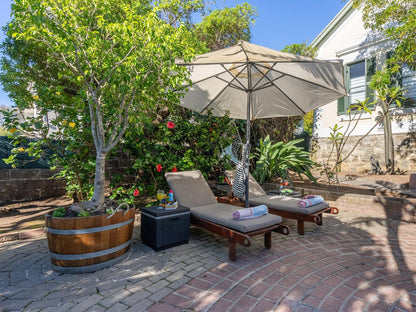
[337,57,375,115]
[401,64,416,107]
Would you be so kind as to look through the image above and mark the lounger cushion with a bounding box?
[165,170,218,207]
[191,203,282,233]
[249,195,330,214]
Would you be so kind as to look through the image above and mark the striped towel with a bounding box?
[297,195,324,207]
[233,205,268,220]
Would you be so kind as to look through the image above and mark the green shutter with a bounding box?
[387,50,402,88]
[337,64,349,115]
[366,56,376,108]
[386,51,403,106]
[337,97,346,115]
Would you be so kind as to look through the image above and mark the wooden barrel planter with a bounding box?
[45,208,135,274]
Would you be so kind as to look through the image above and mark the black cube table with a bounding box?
[140,206,190,251]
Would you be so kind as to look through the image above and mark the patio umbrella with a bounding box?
[178,40,345,207]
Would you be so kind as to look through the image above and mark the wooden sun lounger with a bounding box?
[165,170,289,261]
[191,214,288,261]
[224,170,339,235]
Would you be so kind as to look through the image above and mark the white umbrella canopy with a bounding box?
[178,40,346,207]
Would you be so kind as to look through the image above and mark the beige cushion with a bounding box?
[225,170,329,214]
[192,203,282,233]
[165,170,218,207]
[249,195,329,214]
[165,170,282,233]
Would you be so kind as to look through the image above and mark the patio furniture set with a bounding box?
[139,170,338,262]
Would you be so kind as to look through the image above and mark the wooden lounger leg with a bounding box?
[229,239,237,261]
[317,213,323,226]
[297,220,305,235]
[264,231,272,249]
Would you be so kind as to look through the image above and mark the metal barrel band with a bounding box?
[49,240,131,260]
[45,218,133,235]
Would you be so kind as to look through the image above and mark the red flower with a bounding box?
[283,181,289,186]
[133,188,140,196]
[167,121,175,129]
[156,164,162,172]
[172,166,178,172]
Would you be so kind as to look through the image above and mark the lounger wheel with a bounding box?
[330,207,339,214]
[273,224,290,235]
[313,215,322,224]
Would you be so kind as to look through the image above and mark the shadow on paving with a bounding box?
[0,210,416,312]
[153,211,416,312]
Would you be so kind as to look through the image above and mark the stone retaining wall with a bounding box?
[0,151,136,205]
[311,133,416,172]
[0,169,66,205]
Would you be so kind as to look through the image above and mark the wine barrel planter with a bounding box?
[45,208,135,274]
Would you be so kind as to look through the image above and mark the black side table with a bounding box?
[140,206,190,251]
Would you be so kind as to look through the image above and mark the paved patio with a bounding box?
[1,206,416,312]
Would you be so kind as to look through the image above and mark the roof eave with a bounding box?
[311,0,354,48]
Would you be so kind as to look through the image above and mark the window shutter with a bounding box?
[366,56,376,108]
[337,64,349,115]
[386,51,403,106]
[387,51,402,88]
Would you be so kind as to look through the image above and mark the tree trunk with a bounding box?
[383,110,395,174]
[90,152,107,208]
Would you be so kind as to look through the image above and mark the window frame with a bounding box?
[337,57,375,115]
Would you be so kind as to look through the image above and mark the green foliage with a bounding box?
[123,110,234,195]
[282,42,318,58]
[252,135,318,184]
[155,0,205,27]
[353,0,416,70]
[77,211,91,217]
[52,207,66,218]
[302,111,314,136]
[1,0,259,205]
[195,3,257,50]
[5,0,199,208]
[109,185,143,205]
[369,68,404,106]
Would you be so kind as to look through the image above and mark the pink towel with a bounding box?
[297,195,324,207]
[233,205,268,220]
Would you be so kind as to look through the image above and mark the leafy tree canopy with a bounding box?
[281,42,317,58]
[352,0,416,69]
[195,3,257,50]
[6,0,199,209]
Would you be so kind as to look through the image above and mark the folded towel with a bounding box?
[298,195,324,207]
[233,205,268,220]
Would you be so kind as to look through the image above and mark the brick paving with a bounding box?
[1,209,416,311]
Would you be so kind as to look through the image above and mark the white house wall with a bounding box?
[313,8,415,139]
[311,2,416,171]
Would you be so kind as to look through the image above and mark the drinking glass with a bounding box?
[157,190,165,208]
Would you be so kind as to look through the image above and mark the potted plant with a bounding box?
[5,0,196,272]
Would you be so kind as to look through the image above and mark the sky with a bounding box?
[0,0,347,107]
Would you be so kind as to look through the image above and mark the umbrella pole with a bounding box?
[245,116,250,208]
[245,63,252,208]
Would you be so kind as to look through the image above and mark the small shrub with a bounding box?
[252,135,318,184]
[52,207,66,218]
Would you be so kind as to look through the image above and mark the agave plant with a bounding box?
[252,135,318,184]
